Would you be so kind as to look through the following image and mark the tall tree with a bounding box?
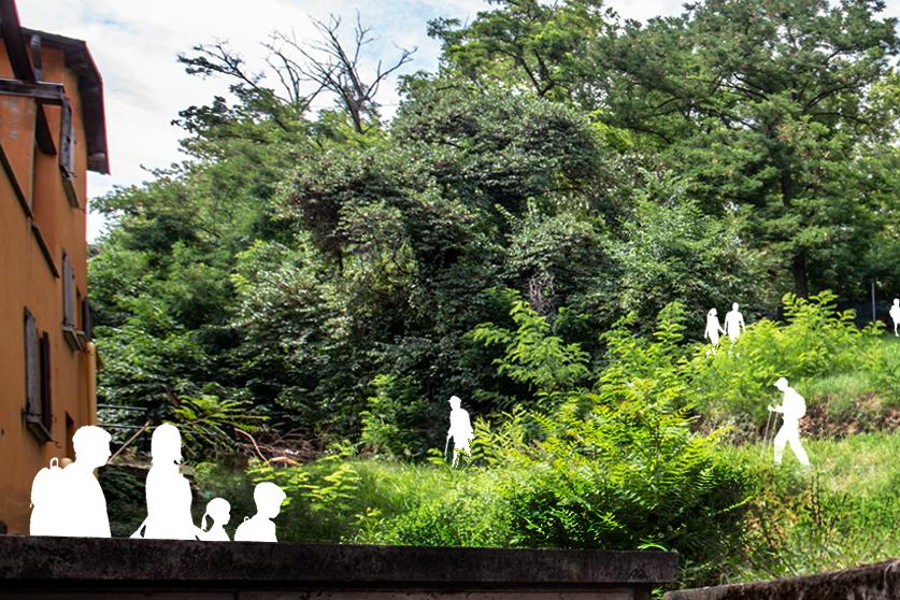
[602,0,900,297]
[428,0,612,105]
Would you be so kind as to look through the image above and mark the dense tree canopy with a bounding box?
[90,0,900,453]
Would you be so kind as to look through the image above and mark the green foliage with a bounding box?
[472,300,751,583]
[471,296,590,395]
[428,0,611,104]
[692,292,880,434]
[601,0,900,296]
[723,434,900,582]
[864,337,900,406]
[170,394,266,460]
[98,467,147,538]
[360,374,434,458]
[612,188,768,333]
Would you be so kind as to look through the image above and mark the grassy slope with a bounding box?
[720,433,900,582]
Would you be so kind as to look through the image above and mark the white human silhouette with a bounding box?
[446,395,474,467]
[30,426,112,537]
[132,424,202,540]
[198,497,231,541]
[234,482,286,542]
[704,308,725,352]
[723,302,745,343]
[890,299,900,337]
[769,377,810,467]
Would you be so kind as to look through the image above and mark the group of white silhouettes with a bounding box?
[30,423,286,541]
[705,299,900,468]
[705,302,809,466]
[33,296,871,541]
[37,301,870,540]
[30,397,476,540]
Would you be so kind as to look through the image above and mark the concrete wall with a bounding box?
[0,37,93,534]
[0,536,678,600]
[665,559,900,600]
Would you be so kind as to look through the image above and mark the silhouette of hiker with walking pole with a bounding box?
[768,377,810,467]
[445,395,474,467]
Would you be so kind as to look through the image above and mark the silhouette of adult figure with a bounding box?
[30,425,112,537]
[723,302,745,343]
[769,377,810,467]
[234,482,286,542]
[890,299,900,337]
[704,308,725,352]
[446,395,474,467]
[132,424,201,540]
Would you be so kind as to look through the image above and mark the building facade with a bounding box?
[0,0,108,533]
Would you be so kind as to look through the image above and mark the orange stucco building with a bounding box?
[0,0,108,533]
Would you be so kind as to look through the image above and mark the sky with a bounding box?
[14,0,898,241]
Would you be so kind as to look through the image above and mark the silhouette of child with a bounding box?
[234,482,286,542]
[198,497,231,541]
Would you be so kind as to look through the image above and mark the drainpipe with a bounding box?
[86,341,97,425]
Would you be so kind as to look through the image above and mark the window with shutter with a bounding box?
[59,96,78,207]
[39,331,52,434]
[23,308,38,414]
[24,309,51,442]
[62,252,83,350]
[81,296,93,341]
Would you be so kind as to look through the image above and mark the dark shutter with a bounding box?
[23,308,38,414]
[59,96,74,178]
[24,310,51,442]
[81,297,93,341]
[59,96,78,206]
[62,253,74,327]
[39,331,52,433]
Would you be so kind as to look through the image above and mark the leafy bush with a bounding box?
[471,299,753,584]
[692,291,880,435]
[865,337,900,406]
[359,374,434,458]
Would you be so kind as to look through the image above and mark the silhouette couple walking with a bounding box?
[30,423,286,542]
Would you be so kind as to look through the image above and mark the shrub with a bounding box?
[472,300,753,585]
[691,291,880,435]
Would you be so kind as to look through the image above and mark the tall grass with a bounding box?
[721,433,900,582]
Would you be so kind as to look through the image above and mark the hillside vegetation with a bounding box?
[91,0,900,590]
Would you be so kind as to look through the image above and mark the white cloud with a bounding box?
[18,0,490,240]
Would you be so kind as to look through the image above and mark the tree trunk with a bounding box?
[792,250,809,298]
[781,169,809,297]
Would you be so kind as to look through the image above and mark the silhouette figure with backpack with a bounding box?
[234,482,286,542]
[29,425,112,537]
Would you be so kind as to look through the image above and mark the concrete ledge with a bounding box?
[0,535,677,599]
[664,559,900,600]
